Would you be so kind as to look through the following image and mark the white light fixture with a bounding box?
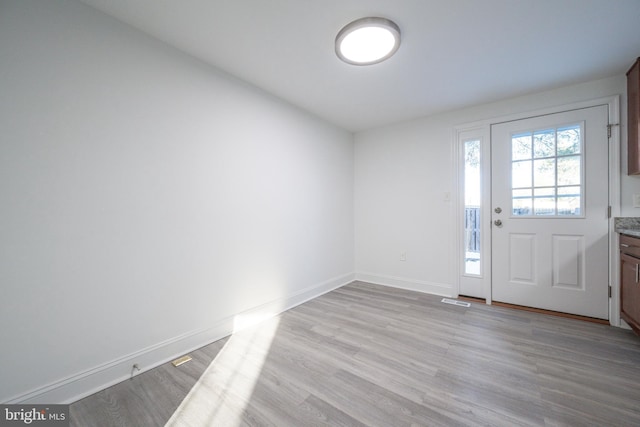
[335,17,401,65]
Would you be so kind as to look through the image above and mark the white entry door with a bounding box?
[491,105,609,319]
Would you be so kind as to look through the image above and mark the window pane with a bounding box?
[534,158,555,187]
[512,133,532,161]
[534,199,555,215]
[558,186,581,216]
[534,187,555,197]
[533,129,555,158]
[557,125,581,155]
[558,186,580,196]
[513,189,532,216]
[464,140,481,205]
[558,196,580,215]
[534,187,556,216]
[512,160,532,188]
[557,155,580,186]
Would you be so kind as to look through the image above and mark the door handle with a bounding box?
[636,264,639,284]
[494,219,502,227]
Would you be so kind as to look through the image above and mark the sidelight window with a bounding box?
[464,138,481,275]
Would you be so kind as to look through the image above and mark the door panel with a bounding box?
[509,233,535,283]
[491,105,609,319]
[552,234,583,289]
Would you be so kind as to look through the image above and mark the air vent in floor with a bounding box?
[441,298,471,308]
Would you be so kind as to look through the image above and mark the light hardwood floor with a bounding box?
[70,281,640,426]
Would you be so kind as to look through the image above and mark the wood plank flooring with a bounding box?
[70,281,640,426]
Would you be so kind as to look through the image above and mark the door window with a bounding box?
[510,123,583,217]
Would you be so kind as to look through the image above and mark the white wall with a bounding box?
[355,75,640,295]
[0,0,354,403]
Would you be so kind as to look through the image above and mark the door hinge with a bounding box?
[609,285,612,298]
[607,205,612,218]
[607,123,620,139]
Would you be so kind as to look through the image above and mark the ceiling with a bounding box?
[79,0,640,132]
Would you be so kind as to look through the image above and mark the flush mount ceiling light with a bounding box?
[335,17,401,65]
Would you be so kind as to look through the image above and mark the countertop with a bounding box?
[618,228,640,238]
[614,217,640,237]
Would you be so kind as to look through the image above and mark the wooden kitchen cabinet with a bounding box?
[620,234,640,334]
[627,57,640,175]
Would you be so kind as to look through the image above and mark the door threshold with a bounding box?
[458,295,486,304]
[491,301,609,325]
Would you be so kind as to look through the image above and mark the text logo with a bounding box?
[0,405,69,426]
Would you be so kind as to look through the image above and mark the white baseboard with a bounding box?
[8,272,355,405]
[355,272,453,297]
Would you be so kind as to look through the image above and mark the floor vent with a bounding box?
[441,298,471,308]
[172,355,192,367]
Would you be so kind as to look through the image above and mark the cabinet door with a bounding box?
[621,252,640,332]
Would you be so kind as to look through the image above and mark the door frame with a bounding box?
[453,95,621,325]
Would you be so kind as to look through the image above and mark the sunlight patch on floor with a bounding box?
[165,315,280,427]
